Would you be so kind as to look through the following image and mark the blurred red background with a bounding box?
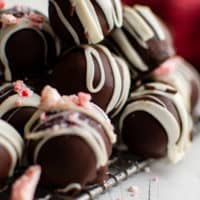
[122,0,200,71]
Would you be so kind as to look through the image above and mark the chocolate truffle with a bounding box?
[0,81,40,136]
[119,82,192,163]
[0,5,60,81]
[107,5,175,80]
[25,86,116,192]
[152,56,200,113]
[51,44,131,117]
[49,0,123,49]
[0,119,24,185]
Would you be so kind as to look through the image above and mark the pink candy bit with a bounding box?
[153,57,179,76]
[15,98,22,107]
[152,176,159,182]
[1,14,18,25]
[14,80,33,98]
[0,0,5,9]
[10,165,41,200]
[127,185,139,197]
[40,85,61,111]
[40,112,48,121]
[77,92,92,107]
[29,13,45,28]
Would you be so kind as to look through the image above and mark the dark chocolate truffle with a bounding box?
[152,56,200,113]
[0,81,40,136]
[0,5,60,81]
[0,119,24,185]
[51,44,131,117]
[119,82,192,163]
[49,0,123,49]
[25,86,116,192]
[107,5,175,80]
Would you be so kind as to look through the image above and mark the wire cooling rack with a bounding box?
[0,151,152,200]
[1,116,200,200]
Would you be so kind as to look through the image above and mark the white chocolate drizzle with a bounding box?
[119,82,192,163]
[82,44,130,115]
[50,0,123,44]
[110,5,166,76]
[0,119,24,176]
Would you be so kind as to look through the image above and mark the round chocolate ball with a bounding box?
[0,119,24,185]
[107,5,175,80]
[152,56,200,113]
[0,5,60,81]
[51,44,131,117]
[119,82,192,163]
[0,81,40,137]
[25,86,116,192]
[49,0,123,50]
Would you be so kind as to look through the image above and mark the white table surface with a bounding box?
[6,1,200,200]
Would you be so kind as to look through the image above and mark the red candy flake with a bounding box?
[0,0,5,9]
[14,80,33,98]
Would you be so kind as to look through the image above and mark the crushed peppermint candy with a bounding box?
[77,92,92,107]
[10,165,41,200]
[152,176,159,182]
[14,80,33,98]
[127,185,139,197]
[0,0,5,9]
[29,13,44,28]
[153,57,179,76]
[40,112,48,121]
[1,14,18,25]
[40,85,92,111]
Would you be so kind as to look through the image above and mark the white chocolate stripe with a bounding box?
[50,0,80,45]
[111,0,123,28]
[0,120,24,176]
[111,56,131,117]
[70,0,103,44]
[123,6,154,49]
[0,93,40,117]
[57,183,81,193]
[111,28,149,72]
[0,137,18,176]
[85,46,105,93]
[134,5,165,41]
[32,123,108,168]
[97,45,122,114]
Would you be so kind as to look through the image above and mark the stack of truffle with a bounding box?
[0,0,199,198]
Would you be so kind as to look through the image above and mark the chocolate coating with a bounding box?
[49,0,123,50]
[0,6,59,82]
[107,5,175,80]
[0,144,12,184]
[119,82,192,163]
[51,45,131,117]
